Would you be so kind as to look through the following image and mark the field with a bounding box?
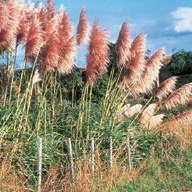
[0,1,192,191]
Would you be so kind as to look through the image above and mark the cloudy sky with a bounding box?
[15,0,192,67]
[43,0,192,53]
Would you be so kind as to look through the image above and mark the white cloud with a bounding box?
[171,7,192,32]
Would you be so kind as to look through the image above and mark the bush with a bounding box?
[167,50,192,75]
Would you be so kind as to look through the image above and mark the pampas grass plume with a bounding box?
[17,10,29,44]
[32,69,41,85]
[25,15,43,59]
[132,48,164,95]
[115,21,131,65]
[46,0,55,19]
[148,114,164,129]
[76,8,89,45]
[155,76,177,101]
[163,83,192,110]
[124,104,143,118]
[85,20,109,83]
[58,11,72,41]
[140,103,157,125]
[57,36,76,74]
[164,110,192,130]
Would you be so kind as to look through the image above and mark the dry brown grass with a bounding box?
[39,158,131,192]
[0,161,30,192]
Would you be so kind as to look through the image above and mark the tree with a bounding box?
[167,50,192,75]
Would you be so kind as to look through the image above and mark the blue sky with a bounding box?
[44,0,192,54]
[15,0,192,67]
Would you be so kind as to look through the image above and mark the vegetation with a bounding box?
[0,0,191,191]
[168,50,192,75]
[160,50,192,88]
[114,147,192,192]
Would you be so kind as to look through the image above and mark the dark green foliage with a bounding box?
[159,50,192,88]
[167,50,192,75]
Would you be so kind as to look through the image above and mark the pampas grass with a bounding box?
[37,7,49,32]
[58,11,72,41]
[0,3,10,31]
[57,11,75,74]
[140,103,157,125]
[141,48,164,92]
[115,21,131,66]
[57,36,76,74]
[85,20,109,83]
[40,32,59,73]
[163,110,192,130]
[148,114,164,129]
[32,69,41,85]
[76,8,89,45]
[127,34,146,82]
[124,104,143,118]
[46,0,55,19]
[0,2,192,191]
[25,15,43,60]
[163,83,192,110]
[155,76,177,101]
[131,48,164,95]
[0,2,20,51]
[16,10,29,44]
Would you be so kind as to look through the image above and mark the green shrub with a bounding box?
[167,50,192,75]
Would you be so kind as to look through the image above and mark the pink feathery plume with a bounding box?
[129,33,145,63]
[140,103,157,125]
[16,10,29,44]
[124,104,143,118]
[32,69,42,85]
[0,1,20,51]
[164,110,192,131]
[46,0,55,19]
[76,8,89,45]
[25,15,43,61]
[38,15,60,73]
[44,15,59,42]
[58,11,72,41]
[115,21,131,65]
[8,1,21,40]
[25,1,35,20]
[36,7,49,32]
[126,34,146,83]
[130,34,145,58]
[37,9,59,67]
[144,48,164,77]
[0,4,11,51]
[0,3,9,30]
[57,11,75,74]
[85,20,109,83]
[132,48,164,96]
[163,83,192,110]
[57,36,76,74]
[148,114,164,129]
[40,32,60,73]
[155,76,178,101]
